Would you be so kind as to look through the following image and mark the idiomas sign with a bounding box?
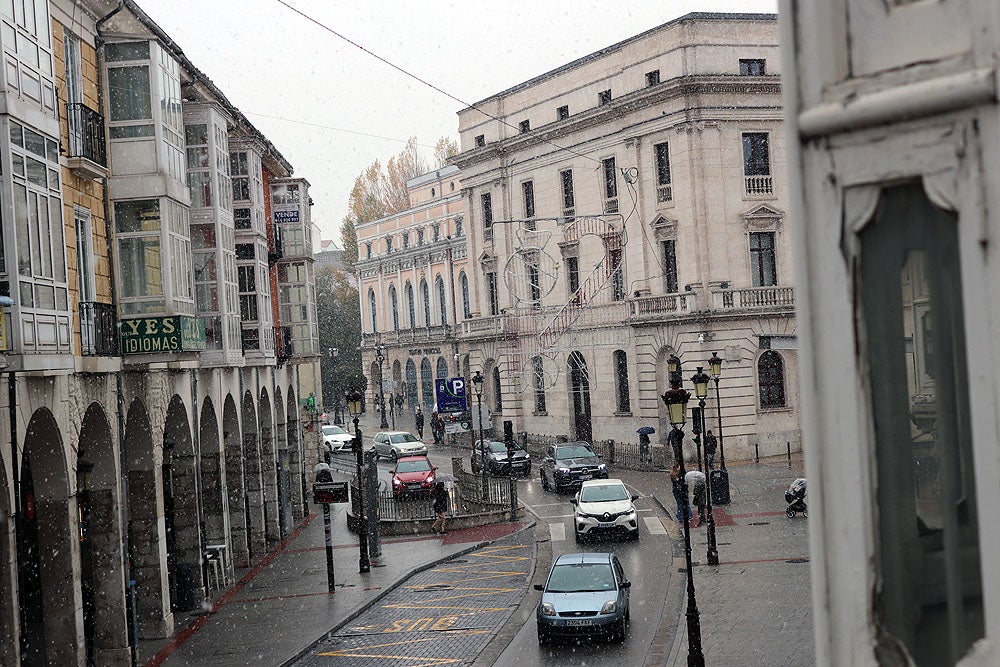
[120,316,206,354]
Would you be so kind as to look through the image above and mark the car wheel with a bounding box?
[574,528,582,544]
[615,617,628,642]
[392,450,399,462]
[540,469,549,491]
[537,630,548,645]
[631,527,640,541]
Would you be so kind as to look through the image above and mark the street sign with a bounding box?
[435,377,468,413]
[470,403,492,428]
[313,481,349,504]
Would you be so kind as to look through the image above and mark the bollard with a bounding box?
[755,442,759,463]
[787,441,791,467]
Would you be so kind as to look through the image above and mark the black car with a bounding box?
[539,442,608,493]
[473,439,531,476]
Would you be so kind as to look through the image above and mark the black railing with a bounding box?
[66,103,107,167]
[276,325,293,364]
[80,301,119,356]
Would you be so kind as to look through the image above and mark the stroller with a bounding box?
[784,478,807,517]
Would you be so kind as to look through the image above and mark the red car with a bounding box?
[391,455,438,498]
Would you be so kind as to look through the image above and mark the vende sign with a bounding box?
[120,316,206,354]
[274,210,299,223]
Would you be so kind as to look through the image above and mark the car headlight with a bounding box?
[425,476,435,485]
[392,478,403,487]
[539,602,557,616]
[597,463,608,472]
[557,467,571,474]
[600,600,618,614]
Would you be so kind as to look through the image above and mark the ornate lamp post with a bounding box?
[472,370,486,498]
[662,355,705,667]
[375,344,389,428]
[708,351,731,504]
[347,390,371,573]
[691,367,719,566]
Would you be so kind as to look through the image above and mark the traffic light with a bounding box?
[503,420,515,457]
[306,393,317,414]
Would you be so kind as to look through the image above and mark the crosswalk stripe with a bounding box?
[549,523,566,542]
[644,516,667,535]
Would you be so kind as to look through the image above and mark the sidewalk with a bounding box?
[654,456,814,667]
[137,466,528,666]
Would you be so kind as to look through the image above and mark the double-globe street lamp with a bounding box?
[662,354,705,667]
[471,370,487,498]
[375,344,389,429]
[347,390,371,574]
[691,367,720,566]
[708,351,730,504]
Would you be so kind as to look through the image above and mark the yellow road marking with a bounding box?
[383,604,509,612]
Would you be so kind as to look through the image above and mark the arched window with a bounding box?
[435,275,447,325]
[492,366,503,413]
[758,350,786,409]
[613,349,630,412]
[420,280,430,327]
[532,356,547,413]
[420,357,434,410]
[389,285,398,330]
[368,288,378,333]
[459,272,471,319]
[405,282,415,328]
[405,359,418,409]
[436,357,449,380]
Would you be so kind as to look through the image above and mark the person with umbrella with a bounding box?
[637,426,655,464]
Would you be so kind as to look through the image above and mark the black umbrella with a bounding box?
[636,426,655,435]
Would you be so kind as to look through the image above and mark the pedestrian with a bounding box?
[638,432,651,464]
[415,405,424,439]
[704,430,718,469]
[431,481,449,535]
[670,463,690,525]
[686,469,707,524]
[431,411,444,444]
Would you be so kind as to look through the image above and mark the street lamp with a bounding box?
[662,359,705,667]
[691,367,719,566]
[472,370,486,499]
[708,351,731,504]
[374,344,389,428]
[347,390,371,573]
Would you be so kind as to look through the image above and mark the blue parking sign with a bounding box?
[435,377,468,413]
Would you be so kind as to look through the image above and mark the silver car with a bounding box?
[371,431,428,461]
[534,552,630,643]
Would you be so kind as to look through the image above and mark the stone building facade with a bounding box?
[0,1,320,664]
[452,12,799,457]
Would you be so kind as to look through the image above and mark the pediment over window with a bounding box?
[650,214,678,240]
[479,251,496,270]
[741,204,784,231]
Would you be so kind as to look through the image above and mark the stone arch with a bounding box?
[199,398,227,551]
[259,389,279,542]
[77,403,128,664]
[124,398,173,638]
[274,387,291,533]
[163,395,202,612]
[19,407,77,665]
[240,390,265,563]
[285,388,304,524]
[223,394,247,569]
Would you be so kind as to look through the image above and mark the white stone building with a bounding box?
[782,2,1000,665]
[453,12,799,457]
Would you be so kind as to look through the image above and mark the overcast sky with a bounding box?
[139,0,778,245]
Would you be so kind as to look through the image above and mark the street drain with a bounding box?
[785,558,810,564]
[747,521,770,526]
[418,584,454,590]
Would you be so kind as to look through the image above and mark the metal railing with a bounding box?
[66,103,107,167]
[79,301,119,356]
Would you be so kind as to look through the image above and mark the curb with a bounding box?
[279,519,539,667]
[647,492,689,667]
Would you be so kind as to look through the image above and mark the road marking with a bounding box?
[549,522,566,542]
[644,516,668,535]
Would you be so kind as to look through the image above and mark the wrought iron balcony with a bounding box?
[79,301,120,357]
[66,103,107,168]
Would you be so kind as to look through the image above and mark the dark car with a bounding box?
[473,439,531,476]
[534,552,630,643]
[390,455,437,498]
[539,442,608,493]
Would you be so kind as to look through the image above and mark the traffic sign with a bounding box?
[435,377,468,413]
[313,481,349,504]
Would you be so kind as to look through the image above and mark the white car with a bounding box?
[572,479,640,542]
[371,431,429,461]
[322,424,355,453]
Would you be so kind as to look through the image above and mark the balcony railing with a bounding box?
[744,174,774,197]
[714,286,794,310]
[80,301,119,356]
[627,293,691,319]
[67,103,107,167]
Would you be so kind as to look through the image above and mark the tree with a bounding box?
[315,265,366,407]
[340,215,358,273]
[433,137,458,168]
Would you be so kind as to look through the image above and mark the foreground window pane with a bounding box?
[859,183,983,663]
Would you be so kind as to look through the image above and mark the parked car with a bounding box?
[539,442,608,493]
[322,424,355,453]
[572,479,639,542]
[372,431,429,461]
[534,552,630,643]
[390,455,438,498]
[473,439,531,476]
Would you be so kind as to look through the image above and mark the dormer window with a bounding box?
[645,70,660,86]
[475,134,485,147]
[740,59,766,76]
[598,89,612,106]
[519,119,530,133]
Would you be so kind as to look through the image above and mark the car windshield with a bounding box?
[580,483,629,503]
[323,425,347,436]
[556,445,597,460]
[396,459,430,473]
[488,442,507,453]
[546,562,616,593]
[390,433,420,444]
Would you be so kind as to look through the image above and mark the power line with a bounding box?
[272,0,600,165]
[243,111,437,148]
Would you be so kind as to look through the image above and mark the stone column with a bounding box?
[127,468,173,638]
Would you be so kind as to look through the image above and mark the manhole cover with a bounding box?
[747,521,770,526]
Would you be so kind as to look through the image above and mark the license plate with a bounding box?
[579,474,592,481]
[598,522,615,528]
[565,619,593,626]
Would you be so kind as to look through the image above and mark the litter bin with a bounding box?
[172,563,201,612]
[710,468,731,505]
